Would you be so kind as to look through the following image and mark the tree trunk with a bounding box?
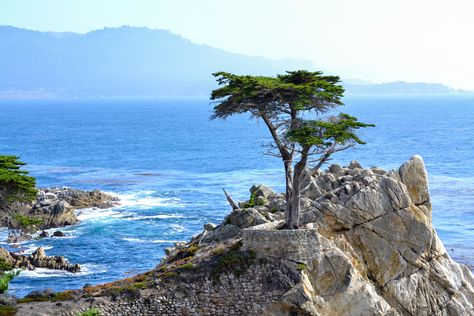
[287,147,310,229]
[284,159,296,228]
[287,163,303,229]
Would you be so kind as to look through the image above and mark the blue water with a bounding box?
[0,95,473,297]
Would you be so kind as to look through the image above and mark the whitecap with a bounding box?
[76,208,126,221]
[170,224,185,232]
[17,263,107,278]
[0,228,10,243]
[125,214,185,221]
[113,191,183,209]
[121,237,145,243]
[151,239,180,244]
[17,245,53,255]
[121,237,178,244]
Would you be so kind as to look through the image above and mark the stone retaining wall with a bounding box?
[18,264,291,316]
[242,226,321,262]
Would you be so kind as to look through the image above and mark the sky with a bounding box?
[1,0,473,90]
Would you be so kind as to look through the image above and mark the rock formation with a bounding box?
[1,187,119,233]
[0,247,80,273]
[15,156,474,316]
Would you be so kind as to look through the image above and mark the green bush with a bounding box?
[13,214,43,228]
[178,263,196,271]
[76,308,99,316]
[242,191,257,208]
[0,155,37,203]
[0,259,13,273]
[0,270,19,294]
[0,305,17,316]
[296,263,307,271]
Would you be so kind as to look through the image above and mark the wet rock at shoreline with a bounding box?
[0,246,80,273]
[52,230,65,237]
[2,187,120,234]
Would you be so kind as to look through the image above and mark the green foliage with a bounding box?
[211,242,256,282]
[169,244,198,262]
[0,155,37,203]
[0,259,13,273]
[76,308,100,316]
[242,190,257,208]
[296,263,307,271]
[17,290,74,303]
[0,305,17,316]
[286,113,375,148]
[0,270,19,294]
[13,214,43,228]
[211,70,344,120]
[177,262,196,271]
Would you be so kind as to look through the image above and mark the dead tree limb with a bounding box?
[223,188,239,210]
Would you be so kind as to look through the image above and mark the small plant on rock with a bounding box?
[76,308,100,316]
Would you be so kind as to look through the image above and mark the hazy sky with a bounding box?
[1,0,473,89]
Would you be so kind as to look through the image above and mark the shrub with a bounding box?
[76,308,99,316]
[296,263,307,271]
[242,191,257,208]
[17,290,74,303]
[0,305,17,316]
[0,270,19,294]
[178,263,196,271]
[0,259,13,273]
[169,244,198,262]
[12,214,43,228]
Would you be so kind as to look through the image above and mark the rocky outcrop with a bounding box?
[15,156,474,316]
[39,188,119,210]
[2,187,119,232]
[244,156,473,316]
[0,246,80,273]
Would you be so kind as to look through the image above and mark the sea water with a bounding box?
[0,94,473,297]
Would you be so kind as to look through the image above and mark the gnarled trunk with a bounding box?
[284,160,296,229]
[286,147,310,229]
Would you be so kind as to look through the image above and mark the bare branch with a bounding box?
[223,188,239,210]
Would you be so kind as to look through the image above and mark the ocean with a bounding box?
[0,94,473,297]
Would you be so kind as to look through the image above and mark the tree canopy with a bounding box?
[0,155,37,204]
[211,70,373,229]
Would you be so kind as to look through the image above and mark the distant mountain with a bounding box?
[344,81,457,94]
[0,26,315,98]
[0,26,461,98]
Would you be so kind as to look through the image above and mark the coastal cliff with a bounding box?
[16,156,474,316]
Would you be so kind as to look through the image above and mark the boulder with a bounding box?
[52,230,65,237]
[200,224,242,244]
[225,208,269,229]
[203,223,216,231]
[328,164,345,178]
[349,160,363,169]
[398,155,431,216]
[250,184,275,199]
[269,198,286,213]
[7,231,32,244]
